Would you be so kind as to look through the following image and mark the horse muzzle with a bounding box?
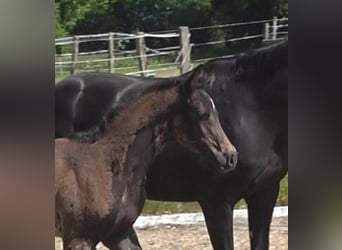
[216,151,238,173]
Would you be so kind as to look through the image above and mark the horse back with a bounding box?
[55,74,133,137]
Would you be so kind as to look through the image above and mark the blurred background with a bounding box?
[55,0,288,81]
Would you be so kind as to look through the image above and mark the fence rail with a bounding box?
[55,17,288,79]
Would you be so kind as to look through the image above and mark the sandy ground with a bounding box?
[55,217,288,250]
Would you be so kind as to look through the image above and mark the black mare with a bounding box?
[56,40,288,250]
[144,40,288,250]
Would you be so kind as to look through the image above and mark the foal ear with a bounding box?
[189,65,206,90]
[187,65,215,91]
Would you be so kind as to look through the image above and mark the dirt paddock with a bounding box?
[55,216,288,249]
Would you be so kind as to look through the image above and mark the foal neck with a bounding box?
[103,85,181,138]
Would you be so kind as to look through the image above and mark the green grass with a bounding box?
[55,52,179,80]
[55,44,250,81]
[278,174,288,205]
[55,38,266,81]
[142,174,288,215]
[143,201,202,215]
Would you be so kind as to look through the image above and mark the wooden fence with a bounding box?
[55,17,288,79]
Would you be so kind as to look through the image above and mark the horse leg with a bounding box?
[102,227,142,250]
[245,182,280,250]
[200,199,234,250]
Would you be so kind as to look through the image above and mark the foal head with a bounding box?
[173,66,238,173]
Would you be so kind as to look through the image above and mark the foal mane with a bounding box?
[234,39,288,81]
[71,74,191,143]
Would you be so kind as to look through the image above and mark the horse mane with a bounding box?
[234,39,288,81]
[70,74,190,143]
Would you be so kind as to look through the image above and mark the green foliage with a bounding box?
[118,0,212,28]
[55,0,112,37]
[55,0,288,38]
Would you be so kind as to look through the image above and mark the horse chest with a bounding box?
[99,128,153,233]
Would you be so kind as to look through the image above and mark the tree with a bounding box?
[55,0,288,41]
[55,0,111,37]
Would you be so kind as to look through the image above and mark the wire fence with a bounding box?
[55,16,288,80]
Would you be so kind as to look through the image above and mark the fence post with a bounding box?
[263,22,270,41]
[272,16,278,40]
[108,32,115,73]
[71,36,79,75]
[136,31,147,77]
[179,26,191,74]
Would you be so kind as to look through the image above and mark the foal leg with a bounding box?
[200,199,234,250]
[62,238,95,250]
[245,182,280,250]
[102,227,142,250]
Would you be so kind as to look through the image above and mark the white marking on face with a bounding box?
[209,97,216,111]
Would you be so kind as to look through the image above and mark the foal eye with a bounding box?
[199,113,210,120]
